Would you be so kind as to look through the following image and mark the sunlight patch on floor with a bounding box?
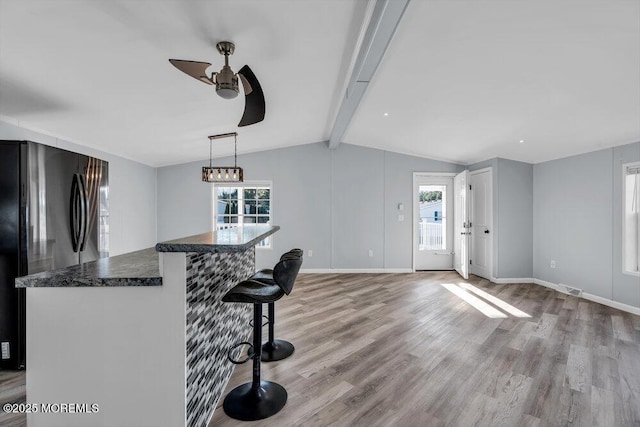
[441,283,507,318]
[458,282,531,318]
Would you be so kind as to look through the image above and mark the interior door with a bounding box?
[415,175,454,270]
[453,170,470,279]
[470,169,492,279]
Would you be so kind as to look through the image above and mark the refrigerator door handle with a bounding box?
[69,173,87,253]
[78,174,88,251]
[70,174,79,252]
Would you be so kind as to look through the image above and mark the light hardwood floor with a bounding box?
[0,369,26,427]
[1,272,638,427]
[210,272,640,427]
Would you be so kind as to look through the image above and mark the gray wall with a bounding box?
[157,142,463,270]
[0,120,157,256]
[533,142,640,308]
[496,158,534,278]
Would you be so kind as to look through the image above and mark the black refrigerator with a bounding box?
[0,141,109,369]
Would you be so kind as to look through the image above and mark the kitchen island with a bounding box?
[15,225,279,427]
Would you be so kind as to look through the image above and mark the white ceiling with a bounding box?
[0,0,638,167]
[345,0,640,164]
[0,0,367,166]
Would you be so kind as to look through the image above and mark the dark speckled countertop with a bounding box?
[15,248,161,288]
[15,226,279,288]
[155,225,280,253]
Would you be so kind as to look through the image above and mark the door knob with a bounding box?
[484,229,490,234]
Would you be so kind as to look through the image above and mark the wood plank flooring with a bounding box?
[0,369,26,427]
[1,272,638,426]
[209,272,640,427]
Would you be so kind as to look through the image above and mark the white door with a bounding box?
[453,170,470,279]
[470,169,492,279]
[414,175,454,270]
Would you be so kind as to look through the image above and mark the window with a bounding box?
[418,185,446,250]
[624,162,640,275]
[214,183,272,248]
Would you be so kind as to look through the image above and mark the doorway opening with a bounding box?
[413,169,492,281]
[413,174,454,271]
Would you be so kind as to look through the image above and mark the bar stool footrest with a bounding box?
[249,314,270,328]
[227,342,254,365]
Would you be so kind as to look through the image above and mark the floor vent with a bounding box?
[560,284,582,297]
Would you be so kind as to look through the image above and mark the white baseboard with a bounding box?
[300,268,413,274]
[534,279,640,316]
[490,277,534,284]
[533,278,562,292]
[581,292,640,316]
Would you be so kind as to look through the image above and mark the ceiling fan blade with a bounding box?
[237,65,265,127]
[169,59,213,85]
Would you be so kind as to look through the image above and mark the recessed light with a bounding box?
[519,140,525,144]
[383,113,389,117]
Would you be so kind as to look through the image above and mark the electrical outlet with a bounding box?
[1,342,10,359]
[368,249,374,257]
[398,203,404,211]
[550,260,556,269]
[398,214,405,221]
[308,250,313,257]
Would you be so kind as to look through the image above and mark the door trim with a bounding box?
[453,170,470,279]
[469,167,493,280]
[412,172,457,272]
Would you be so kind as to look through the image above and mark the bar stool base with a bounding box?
[261,339,295,362]
[223,380,287,421]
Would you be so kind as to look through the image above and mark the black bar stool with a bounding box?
[251,249,303,361]
[221,256,302,421]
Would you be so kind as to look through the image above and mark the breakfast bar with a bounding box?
[16,225,279,427]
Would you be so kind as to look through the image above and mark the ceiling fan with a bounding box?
[169,41,265,127]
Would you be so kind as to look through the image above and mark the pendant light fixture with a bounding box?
[202,132,244,183]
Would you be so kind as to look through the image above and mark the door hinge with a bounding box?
[469,185,472,190]
[469,222,472,227]
[469,260,472,265]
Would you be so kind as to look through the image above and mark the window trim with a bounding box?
[212,180,273,250]
[622,161,640,277]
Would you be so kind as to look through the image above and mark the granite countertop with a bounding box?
[16,226,279,288]
[155,225,280,253]
[15,248,161,288]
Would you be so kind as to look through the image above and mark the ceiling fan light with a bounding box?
[216,87,238,99]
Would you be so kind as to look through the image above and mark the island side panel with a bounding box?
[26,254,186,427]
[185,249,254,427]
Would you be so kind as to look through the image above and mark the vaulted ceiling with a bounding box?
[1,0,638,167]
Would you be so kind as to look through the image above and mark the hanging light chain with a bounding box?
[209,137,213,169]
[234,133,238,168]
